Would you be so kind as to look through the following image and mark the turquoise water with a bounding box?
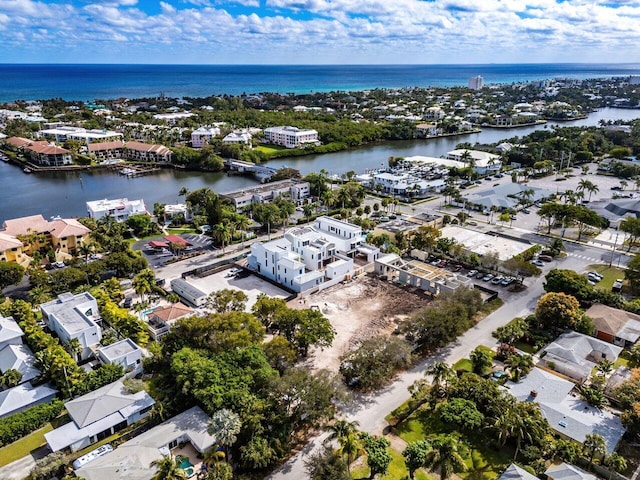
[177,456,193,469]
[1,63,640,101]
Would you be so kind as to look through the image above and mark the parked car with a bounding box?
[482,274,494,282]
[476,271,486,279]
[538,255,553,262]
[587,271,604,281]
[437,260,448,268]
[510,214,517,220]
[531,259,545,267]
[54,261,65,268]
[467,221,478,226]
[522,209,530,214]
[501,277,514,286]
[491,276,504,285]
[123,297,133,309]
[467,269,478,277]
[587,272,602,282]
[451,264,463,272]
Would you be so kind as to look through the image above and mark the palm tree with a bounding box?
[150,456,187,480]
[337,188,351,210]
[234,214,251,249]
[78,244,93,264]
[504,354,534,381]
[132,269,154,303]
[604,453,627,480]
[207,408,242,463]
[583,433,606,470]
[509,402,546,461]
[214,222,231,253]
[424,435,467,480]
[425,361,455,394]
[325,419,362,477]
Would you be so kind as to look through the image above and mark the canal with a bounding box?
[2,107,639,221]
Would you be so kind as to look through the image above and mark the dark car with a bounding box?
[123,297,133,308]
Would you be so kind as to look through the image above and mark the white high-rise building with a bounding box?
[468,76,484,90]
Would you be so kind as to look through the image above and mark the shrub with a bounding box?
[0,400,64,447]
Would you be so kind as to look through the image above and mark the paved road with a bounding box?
[266,267,549,480]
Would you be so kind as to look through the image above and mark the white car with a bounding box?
[531,259,545,267]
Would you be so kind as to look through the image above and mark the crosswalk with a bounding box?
[567,252,602,263]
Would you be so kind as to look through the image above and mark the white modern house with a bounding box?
[222,130,252,144]
[445,149,502,174]
[248,216,379,292]
[97,339,143,376]
[45,380,155,452]
[40,292,102,361]
[191,126,221,148]
[86,198,147,222]
[263,126,319,149]
[76,406,216,480]
[37,127,123,144]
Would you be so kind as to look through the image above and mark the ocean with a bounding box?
[1,63,640,102]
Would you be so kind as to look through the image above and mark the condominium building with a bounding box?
[222,130,252,145]
[88,140,171,163]
[37,127,122,144]
[468,75,484,90]
[220,179,311,210]
[191,126,221,148]
[4,137,72,166]
[263,126,319,149]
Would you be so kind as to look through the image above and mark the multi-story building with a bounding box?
[468,75,484,90]
[248,217,379,292]
[40,292,102,360]
[222,130,252,144]
[191,126,221,148]
[220,179,311,210]
[97,339,143,376]
[1,214,91,262]
[4,137,72,166]
[37,127,122,144]
[445,149,502,174]
[87,141,125,161]
[87,140,171,163]
[86,198,147,222]
[263,126,319,149]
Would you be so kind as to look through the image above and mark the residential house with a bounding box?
[86,198,147,222]
[0,232,27,266]
[248,217,379,292]
[97,339,143,376]
[263,126,319,148]
[191,126,221,148]
[152,112,194,124]
[539,331,623,384]
[416,123,439,138]
[0,315,23,351]
[146,303,193,341]
[222,130,252,145]
[463,183,553,212]
[45,380,155,452]
[498,464,538,480]
[0,383,58,419]
[546,463,597,480]
[87,141,171,163]
[505,367,625,453]
[76,406,216,480]
[586,303,640,348]
[0,343,40,384]
[220,179,311,210]
[40,292,102,360]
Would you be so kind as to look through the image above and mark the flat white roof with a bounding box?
[86,198,145,212]
[98,339,141,361]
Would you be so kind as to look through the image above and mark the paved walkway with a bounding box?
[0,451,37,480]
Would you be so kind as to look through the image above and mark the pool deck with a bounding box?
[173,443,205,478]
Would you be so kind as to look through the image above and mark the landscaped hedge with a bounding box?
[0,399,64,447]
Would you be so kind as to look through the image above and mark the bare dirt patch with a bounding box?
[290,274,432,372]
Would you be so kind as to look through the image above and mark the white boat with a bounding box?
[23,167,32,173]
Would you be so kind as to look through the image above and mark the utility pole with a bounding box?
[609,233,619,267]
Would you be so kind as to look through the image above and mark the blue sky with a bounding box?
[1,0,640,64]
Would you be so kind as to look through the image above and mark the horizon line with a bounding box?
[2,62,640,67]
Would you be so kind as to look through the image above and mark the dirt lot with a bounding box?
[291,274,432,372]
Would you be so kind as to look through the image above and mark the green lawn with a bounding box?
[351,447,434,480]
[167,227,198,235]
[395,408,513,480]
[0,423,53,466]
[453,358,473,373]
[513,341,537,354]
[587,264,626,291]
[615,351,632,369]
[255,145,287,155]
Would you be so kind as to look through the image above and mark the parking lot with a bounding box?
[185,267,291,311]
[133,233,215,268]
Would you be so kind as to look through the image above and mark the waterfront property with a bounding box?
[4,136,72,166]
[222,129,253,144]
[263,126,319,148]
[586,303,640,348]
[445,149,501,174]
[0,383,58,419]
[45,380,155,453]
[40,292,102,361]
[97,338,144,376]
[86,198,147,222]
[220,179,311,210]
[248,216,379,292]
[87,140,171,163]
[0,214,92,265]
[538,331,623,384]
[504,367,625,453]
[191,125,221,148]
[76,406,216,480]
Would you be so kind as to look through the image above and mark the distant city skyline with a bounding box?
[1,0,640,65]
